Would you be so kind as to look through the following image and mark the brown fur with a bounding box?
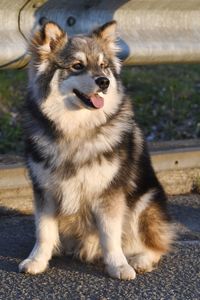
[30,22,67,62]
[139,203,171,253]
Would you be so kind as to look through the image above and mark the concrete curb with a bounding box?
[0,147,200,215]
[0,165,33,214]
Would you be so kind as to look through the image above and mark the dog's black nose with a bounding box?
[95,77,110,90]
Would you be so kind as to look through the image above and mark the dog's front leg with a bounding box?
[93,193,136,280]
[19,193,59,274]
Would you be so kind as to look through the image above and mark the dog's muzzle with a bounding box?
[73,76,109,109]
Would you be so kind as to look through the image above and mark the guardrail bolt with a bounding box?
[67,16,76,27]
[39,17,48,26]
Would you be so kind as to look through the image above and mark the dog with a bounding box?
[19,20,175,280]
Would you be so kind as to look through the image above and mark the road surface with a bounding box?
[0,194,199,300]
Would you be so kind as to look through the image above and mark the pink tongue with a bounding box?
[90,94,104,108]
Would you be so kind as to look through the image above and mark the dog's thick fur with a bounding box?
[19,21,175,280]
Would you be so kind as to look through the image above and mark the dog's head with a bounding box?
[30,21,122,112]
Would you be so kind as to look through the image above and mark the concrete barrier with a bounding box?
[0,143,199,215]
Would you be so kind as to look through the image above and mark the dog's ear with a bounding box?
[92,21,119,53]
[30,22,67,58]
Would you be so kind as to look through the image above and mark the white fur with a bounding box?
[39,44,51,53]
[19,213,59,274]
[93,194,136,280]
[61,156,120,214]
[27,108,131,173]
[112,56,121,74]
[41,71,123,139]
[37,60,49,75]
[129,251,161,273]
[28,153,120,216]
[74,51,87,64]
[98,53,104,65]
[41,72,105,134]
[123,189,156,256]
[134,190,154,217]
[72,119,131,164]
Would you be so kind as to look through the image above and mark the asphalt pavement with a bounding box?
[0,194,199,300]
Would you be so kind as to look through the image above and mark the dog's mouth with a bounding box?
[73,89,104,109]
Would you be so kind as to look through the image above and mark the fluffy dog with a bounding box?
[19,21,175,280]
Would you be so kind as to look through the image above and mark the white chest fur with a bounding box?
[29,148,120,216]
[60,156,119,215]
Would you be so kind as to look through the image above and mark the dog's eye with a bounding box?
[72,63,85,71]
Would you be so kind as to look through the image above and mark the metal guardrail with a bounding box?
[1,0,200,68]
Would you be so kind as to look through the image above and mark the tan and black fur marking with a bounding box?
[19,21,175,280]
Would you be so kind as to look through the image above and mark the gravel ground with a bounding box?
[0,194,199,300]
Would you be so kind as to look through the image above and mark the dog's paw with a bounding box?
[129,253,158,274]
[19,258,48,274]
[106,263,136,280]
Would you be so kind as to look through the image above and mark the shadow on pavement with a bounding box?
[0,197,199,274]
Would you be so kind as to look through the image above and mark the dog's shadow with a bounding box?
[168,202,200,241]
[0,212,34,273]
[0,201,199,274]
[0,211,104,277]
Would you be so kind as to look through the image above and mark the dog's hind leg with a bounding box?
[128,250,162,274]
[19,192,60,274]
[124,190,175,274]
